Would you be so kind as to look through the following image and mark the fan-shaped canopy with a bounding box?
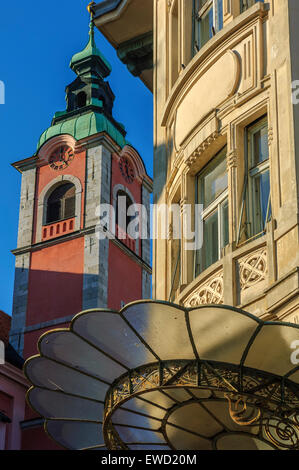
[24,301,299,450]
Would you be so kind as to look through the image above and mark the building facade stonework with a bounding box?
[94,0,299,324]
[149,0,298,325]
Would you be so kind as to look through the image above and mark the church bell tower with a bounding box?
[9,13,152,363]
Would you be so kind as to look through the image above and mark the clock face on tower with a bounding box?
[119,157,135,184]
[49,145,74,171]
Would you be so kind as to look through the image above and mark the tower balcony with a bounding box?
[42,217,76,242]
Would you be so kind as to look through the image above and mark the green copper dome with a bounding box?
[37,111,128,151]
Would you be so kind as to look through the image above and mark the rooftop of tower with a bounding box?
[36,5,129,153]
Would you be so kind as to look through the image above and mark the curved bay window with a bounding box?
[195,147,229,277]
[193,0,223,53]
[46,183,76,224]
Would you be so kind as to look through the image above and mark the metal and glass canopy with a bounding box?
[24,301,299,450]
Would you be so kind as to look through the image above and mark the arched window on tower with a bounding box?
[115,190,137,252]
[76,91,87,109]
[116,190,134,234]
[46,183,76,224]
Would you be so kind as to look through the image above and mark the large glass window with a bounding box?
[246,117,271,237]
[240,0,264,13]
[195,147,229,276]
[193,0,223,53]
[46,183,76,224]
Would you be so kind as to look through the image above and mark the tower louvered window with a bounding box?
[46,183,76,224]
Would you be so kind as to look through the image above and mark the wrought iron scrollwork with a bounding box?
[103,359,299,450]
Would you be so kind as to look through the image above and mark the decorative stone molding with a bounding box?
[118,145,152,186]
[38,134,77,166]
[185,131,219,167]
[117,32,153,78]
[168,222,173,241]
[227,149,238,169]
[184,271,224,307]
[179,197,188,215]
[268,127,274,146]
[238,248,267,291]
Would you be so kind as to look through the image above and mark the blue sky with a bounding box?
[0,1,153,316]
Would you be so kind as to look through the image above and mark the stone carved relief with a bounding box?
[268,127,274,147]
[239,248,267,291]
[185,271,224,307]
[185,131,219,167]
[227,149,237,169]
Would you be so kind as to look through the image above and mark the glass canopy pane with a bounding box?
[28,388,103,421]
[46,421,104,450]
[244,324,299,377]
[73,310,157,368]
[25,356,108,402]
[39,330,126,383]
[189,306,259,364]
[122,302,195,360]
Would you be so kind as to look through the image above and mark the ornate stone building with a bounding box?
[94,0,299,324]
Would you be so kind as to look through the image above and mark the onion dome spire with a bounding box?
[70,2,111,79]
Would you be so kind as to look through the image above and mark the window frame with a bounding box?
[240,0,264,14]
[116,189,134,235]
[46,183,76,225]
[169,0,180,88]
[195,146,229,277]
[246,116,271,239]
[193,0,223,53]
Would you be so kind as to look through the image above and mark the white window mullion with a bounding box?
[213,0,217,32]
[218,202,222,259]
[249,160,269,177]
